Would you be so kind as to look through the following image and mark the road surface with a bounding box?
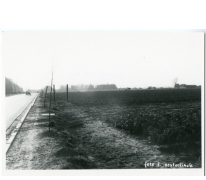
[5,93,38,129]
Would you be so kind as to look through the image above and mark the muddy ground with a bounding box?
[6,95,201,169]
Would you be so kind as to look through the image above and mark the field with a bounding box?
[43,89,201,168]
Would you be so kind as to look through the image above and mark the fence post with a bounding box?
[66,84,68,102]
[53,84,55,102]
[49,85,52,132]
[44,86,48,108]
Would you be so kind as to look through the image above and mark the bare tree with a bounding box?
[173,78,178,87]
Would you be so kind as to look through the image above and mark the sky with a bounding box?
[2,31,204,90]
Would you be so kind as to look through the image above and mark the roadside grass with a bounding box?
[41,100,96,169]
[104,104,201,156]
[41,89,201,168]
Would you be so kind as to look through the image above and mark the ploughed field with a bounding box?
[46,89,201,168]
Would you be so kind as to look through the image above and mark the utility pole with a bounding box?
[44,86,48,108]
[49,71,53,132]
[66,84,68,102]
[53,84,55,102]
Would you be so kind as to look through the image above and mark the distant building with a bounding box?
[71,85,78,91]
[180,84,187,89]
[118,88,126,91]
[95,84,117,91]
[186,85,197,89]
[88,84,94,91]
[132,87,138,90]
[147,86,156,90]
[175,83,198,89]
[57,85,67,92]
[56,83,118,92]
[125,87,131,91]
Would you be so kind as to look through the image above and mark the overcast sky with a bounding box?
[2,31,204,90]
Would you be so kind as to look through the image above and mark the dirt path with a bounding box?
[66,106,182,169]
[6,96,199,169]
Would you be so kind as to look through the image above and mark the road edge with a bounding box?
[6,93,39,154]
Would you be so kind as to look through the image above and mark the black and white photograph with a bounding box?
[0,0,206,177]
[2,31,204,172]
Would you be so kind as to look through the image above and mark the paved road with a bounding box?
[5,93,38,129]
